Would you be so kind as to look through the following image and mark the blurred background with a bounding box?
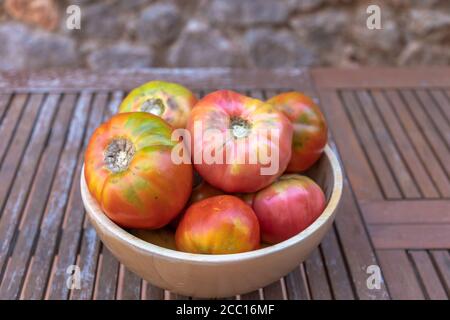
[0,0,449,71]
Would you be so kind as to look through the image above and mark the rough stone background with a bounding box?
[0,0,449,71]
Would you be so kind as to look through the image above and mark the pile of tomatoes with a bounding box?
[84,81,328,255]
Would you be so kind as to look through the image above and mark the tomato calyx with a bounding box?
[104,138,135,173]
[230,116,252,139]
[141,98,165,116]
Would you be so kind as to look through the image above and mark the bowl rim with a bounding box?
[81,145,343,265]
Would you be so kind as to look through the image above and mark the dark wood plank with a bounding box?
[409,250,448,300]
[429,89,450,124]
[361,200,450,224]
[304,247,332,300]
[317,90,383,201]
[377,250,425,300]
[46,92,105,299]
[0,94,44,213]
[20,93,93,299]
[285,264,310,300]
[341,90,401,199]
[0,94,59,293]
[116,265,141,300]
[240,289,262,300]
[430,250,450,296]
[0,94,27,165]
[333,180,390,299]
[0,94,77,299]
[320,227,355,299]
[385,90,450,197]
[144,281,165,300]
[313,67,450,89]
[401,90,449,177]
[356,90,420,198]
[371,90,439,198]
[370,225,450,249]
[415,90,450,147]
[262,280,285,300]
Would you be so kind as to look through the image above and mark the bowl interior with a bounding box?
[81,145,343,263]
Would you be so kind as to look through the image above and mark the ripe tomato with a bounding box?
[84,112,193,229]
[267,92,327,172]
[187,90,293,193]
[175,195,260,254]
[252,174,326,244]
[169,180,224,229]
[118,80,197,128]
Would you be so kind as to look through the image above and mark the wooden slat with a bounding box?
[20,93,92,299]
[415,90,450,147]
[317,90,383,200]
[429,89,450,123]
[313,67,450,88]
[0,94,59,286]
[0,94,77,299]
[409,251,448,300]
[285,264,310,300]
[356,90,420,198]
[333,180,390,299]
[46,92,104,299]
[401,90,449,177]
[0,94,28,165]
[304,247,332,299]
[262,280,285,300]
[385,90,450,197]
[116,265,141,300]
[361,200,450,224]
[340,90,401,199]
[0,94,44,212]
[320,227,355,299]
[377,250,425,300]
[430,250,450,296]
[143,281,165,300]
[371,90,439,198]
[370,225,450,249]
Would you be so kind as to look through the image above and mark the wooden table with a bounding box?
[0,68,448,300]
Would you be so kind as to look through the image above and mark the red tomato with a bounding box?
[84,112,193,229]
[118,80,197,128]
[187,90,293,193]
[267,92,327,172]
[253,174,326,244]
[169,181,224,229]
[175,195,260,254]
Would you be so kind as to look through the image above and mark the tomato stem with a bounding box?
[104,138,135,173]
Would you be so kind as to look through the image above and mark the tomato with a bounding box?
[252,174,326,244]
[235,192,255,207]
[118,80,197,128]
[169,180,224,229]
[187,90,293,193]
[175,195,260,254]
[267,92,327,172]
[84,112,193,229]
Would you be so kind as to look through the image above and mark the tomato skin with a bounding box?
[84,112,193,229]
[267,92,327,172]
[169,181,224,229]
[187,90,293,193]
[175,195,260,254]
[118,80,197,129]
[253,174,325,244]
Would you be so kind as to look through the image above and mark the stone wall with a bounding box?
[0,0,449,71]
